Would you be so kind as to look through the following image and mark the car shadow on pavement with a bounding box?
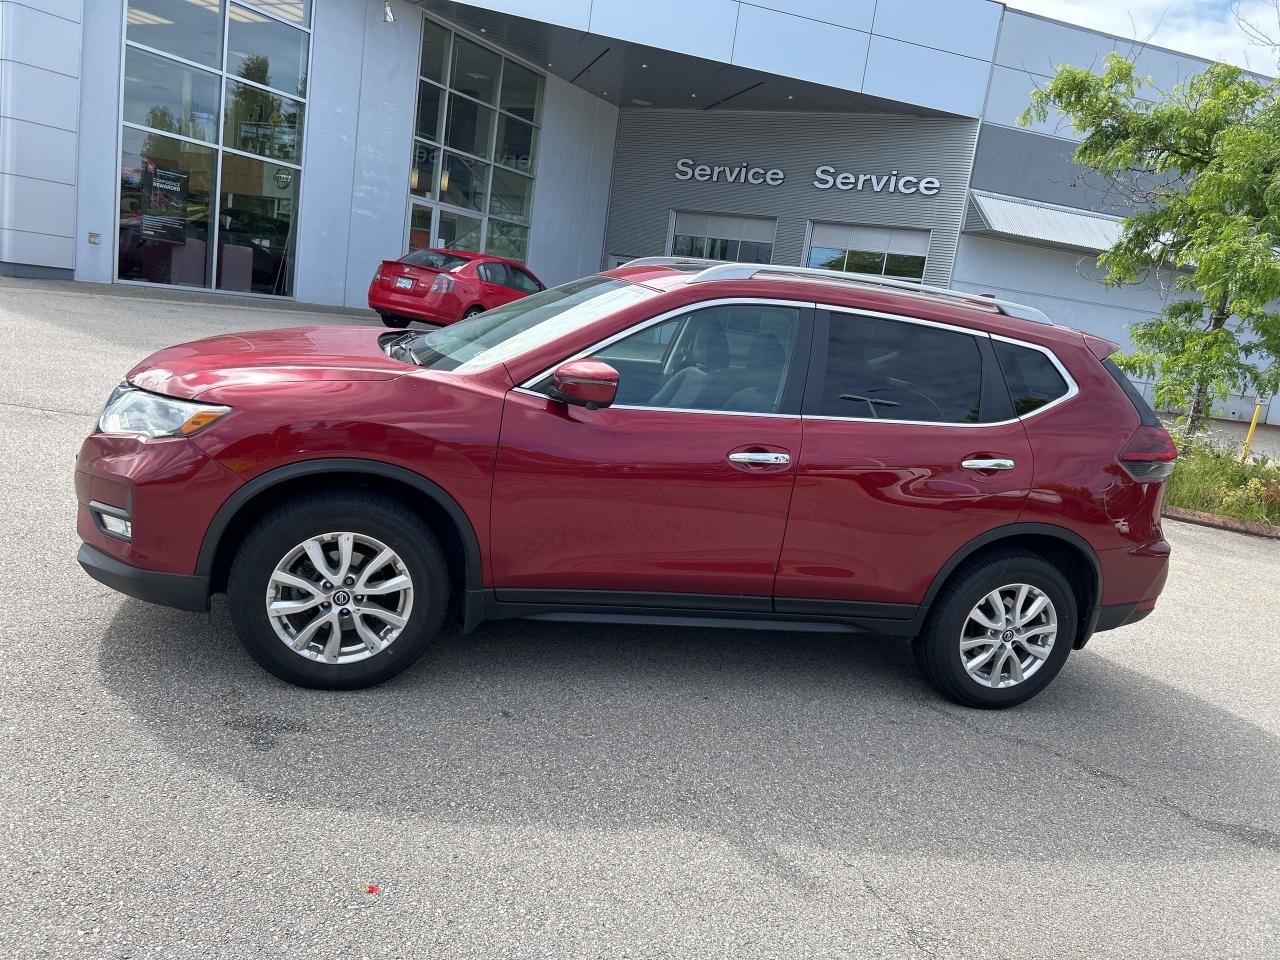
[97,597,1280,862]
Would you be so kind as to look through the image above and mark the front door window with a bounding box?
[589,304,801,414]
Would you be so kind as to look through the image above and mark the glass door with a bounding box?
[407,202,484,253]
[408,203,435,251]
[436,208,483,251]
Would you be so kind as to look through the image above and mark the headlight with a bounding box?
[98,382,231,438]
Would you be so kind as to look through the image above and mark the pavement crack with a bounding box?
[0,399,95,419]
[924,703,1280,854]
[860,877,946,959]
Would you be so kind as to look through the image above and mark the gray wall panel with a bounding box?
[604,109,979,285]
[0,0,81,271]
[971,124,1136,216]
[526,74,618,285]
[74,0,122,284]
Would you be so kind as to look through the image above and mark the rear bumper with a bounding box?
[367,281,455,324]
[78,542,209,612]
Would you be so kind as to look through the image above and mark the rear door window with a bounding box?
[508,267,542,294]
[477,262,506,285]
[994,341,1069,415]
[810,312,983,423]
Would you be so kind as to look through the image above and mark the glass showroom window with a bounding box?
[408,15,543,263]
[671,213,775,263]
[806,223,930,279]
[118,0,310,296]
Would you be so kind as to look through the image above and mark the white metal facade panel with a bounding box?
[861,35,992,118]
[968,191,1123,252]
[589,0,739,63]
[731,5,870,93]
[870,0,1001,62]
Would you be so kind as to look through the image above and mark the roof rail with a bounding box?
[683,262,1054,325]
[618,256,727,268]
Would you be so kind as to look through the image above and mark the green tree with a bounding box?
[1021,53,1280,433]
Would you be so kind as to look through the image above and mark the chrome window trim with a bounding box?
[514,296,1077,427]
[510,387,801,419]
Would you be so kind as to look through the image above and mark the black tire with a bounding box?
[380,312,411,329]
[461,306,485,319]
[912,551,1077,709]
[228,490,449,689]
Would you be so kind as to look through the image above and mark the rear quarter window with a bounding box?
[994,341,1069,416]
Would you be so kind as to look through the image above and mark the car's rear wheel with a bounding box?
[228,491,449,689]
[462,306,485,320]
[912,551,1076,708]
[379,312,411,328]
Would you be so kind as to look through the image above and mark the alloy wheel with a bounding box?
[264,532,414,664]
[959,583,1057,689]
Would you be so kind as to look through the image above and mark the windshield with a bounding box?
[402,275,659,373]
[401,250,471,271]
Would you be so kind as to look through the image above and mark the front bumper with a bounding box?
[78,542,210,612]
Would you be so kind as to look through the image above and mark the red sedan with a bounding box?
[367,248,544,328]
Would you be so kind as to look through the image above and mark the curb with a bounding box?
[1162,506,1280,540]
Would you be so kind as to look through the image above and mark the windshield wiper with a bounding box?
[385,332,421,366]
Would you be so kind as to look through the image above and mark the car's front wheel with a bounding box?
[912,551,1076,708]
[228,491,449,689]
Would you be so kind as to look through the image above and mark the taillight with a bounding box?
[430,274,453,294]
[1119,425,1177,480]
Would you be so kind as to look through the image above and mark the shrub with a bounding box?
[1164,440,1280,525]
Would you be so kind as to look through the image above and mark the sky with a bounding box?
[1006,1,1280,71]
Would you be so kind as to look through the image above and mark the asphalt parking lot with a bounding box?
[1,278,1278,959]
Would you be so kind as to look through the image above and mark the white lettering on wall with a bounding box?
[675,160,941,195]
[812,164,940,195]
[674,158,785,186]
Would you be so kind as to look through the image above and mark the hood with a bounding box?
[127,326,411,400]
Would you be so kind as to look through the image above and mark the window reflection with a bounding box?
[227,4,308,96]
[118,127,216,288]
[120,0,308,297]
[123,46,221,144]
[409,142,440,199]
[444,94,494,159]
[487,220,529,262]
[223,79,304,163]
[407,16,544,269]
[125,0,224,69]
[243,0,310,26]
[216,153,299,296]
[440,152,487,212]
[496,115,536,171]
[450,38,499,103]
[489,168,532,224]
[436,210,483,252]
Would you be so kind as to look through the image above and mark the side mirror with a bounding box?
[550,359,619,410]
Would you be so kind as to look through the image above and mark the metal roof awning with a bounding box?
[965,191,1124,253]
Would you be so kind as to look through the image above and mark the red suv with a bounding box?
[367,248,544,328]
[76,260,1175,707]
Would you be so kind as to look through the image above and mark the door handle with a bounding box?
[961,458,1016,471]
[728,451,791,465]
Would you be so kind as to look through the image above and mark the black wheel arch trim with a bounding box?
[195,458,484,593]
[916,522,1103,641]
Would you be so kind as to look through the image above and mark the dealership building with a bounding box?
[0,0,1273,422]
